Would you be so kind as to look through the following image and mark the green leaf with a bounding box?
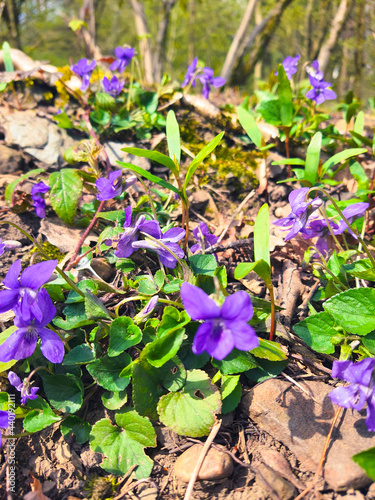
[237,106,262,149]
[62,344,96,365]
[68,19,87,31]
[5,168,45,206]
[257,99,281,125]
[3,42,14,72]
[121,148,178,177]
[343,259,375,281]
[101,390,128,410]
[349,131,372,148]
[189,254,218,276]
[141,328,186,368]
[166,110,181,166]
[211,349,258,375]
[246,358,289,383]
[90,408,156,479]
[157,369,222,437]
[322,149,367,176]
[97,210,126,222]
[117,161,180,195]
[0,326,17,372]
[271,158,305,166]
[84,290,111,320]
[324,288,375,336]
[132,358,186,419]
[293,312,337,353]
[251,339,287,361]
[254,204,270,267]
[157,306,190,337]
[183,132,224,189]
[65,279,98,304]
[87,353,132,391]
[108,317,142,357]
[24,397,61,432]
[277,64,293,126]
[363,331,375,354]
[60,416,91,444]
[53,303,95,330]
[234,260,271,288]
[220,374,242,414]
[49,168,83,224]
[41,373,84,413]
[53,112,73,129]
[305,132,322,186]
[352,447,375,481]
[96,92,116,111]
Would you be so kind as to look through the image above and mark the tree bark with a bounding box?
[305,0,315,59]
[229,0,294,86]
[129,0,155,84]
[188,0,195,62]
[317,0,351,74]
[3,0,22,49]
[77,0,103,60]
[353,0,366,97]
[154,0,177,82]
[220,0,258,82]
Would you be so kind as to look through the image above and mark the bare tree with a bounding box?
[129,0,155,84]
[154,0,178,81]
[77,0,103,60]
[220,0,258,82]
[229,0,294,86]
[317,0,351,74]
[353,0,366,97]
[2,0,24,49]
[305,0,315,59]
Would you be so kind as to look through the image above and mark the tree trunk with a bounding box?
[353,0,366,97]
[4,0,22,49]
[254,3,262,80]
[77,0,103,60]
[129,0,155,84]
[305,0,314,59]
[188,0,195,62]
[220,0,258,82]
[338,42,349,96]
[229,0,294,86]
[317,0,351,74]
[154,0,177,82]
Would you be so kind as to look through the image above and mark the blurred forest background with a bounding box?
[0,0,374,101]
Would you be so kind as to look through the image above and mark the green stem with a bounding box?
[0,220,85,298]
[134,174,158,221]
[319,206,344,253]
[3,432,32,439]
[126,57,135,112]
[268,285,276,341]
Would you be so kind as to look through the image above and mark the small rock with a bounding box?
[241,379,375,491]
[340,489,365,500]
[367,482,375,499]
[54,441,71,464]
[104,141,150,170]
[0,144,26,174]
[174,444,233,482]
[137,485,158,500]
[42,481,56,494]
[256,463,297,500]
[91,258,116,282]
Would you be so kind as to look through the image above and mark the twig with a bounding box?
[183,420,222,500]
[216,190,256,245]
[293,407,342,500]
[205,238,253,255]
[289,353,332,376]
[281,373,321,405]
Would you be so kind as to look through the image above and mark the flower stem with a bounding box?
[268,285,276,341]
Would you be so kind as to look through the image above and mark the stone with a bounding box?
[174,443,233,482]
[241,379,375,491]
[3,110,76,167]
[255,463,297,500]
[104,141,150,170]
[0,144,26,174]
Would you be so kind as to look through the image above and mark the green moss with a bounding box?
[24,242,66,265]
[179,114,259,190]
[84,475,116,500]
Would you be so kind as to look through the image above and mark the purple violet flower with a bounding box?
[273,188,322,241]
[198,68,226,99]
[0,259,58,322]
[102,75,124,97]
[306,76,336,105]
[133,227,185,268]
[0,239,22,256]
[0,239,4,256]
[191,222,218,253]
[182,57,198,88]
[276,55,300,80]
[96,170,123,201]
[329,358,375,432]
[31,181,50,218]
[334,202,369,238]
[0,288,63,364]
[8,371,39,405]
[0,410,10,446]
[306,60,324,81]
[71,58,96,91]
[114,206,162,259]
[110,47,135,73]
[180,283,258,360]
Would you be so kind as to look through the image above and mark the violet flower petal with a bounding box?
[3,260,21,289]
[38,327,65,364]
[229,321,259,351]
[0,327,38,362]
[180,282,220,320]
[221,291,253,322]
[192,321,212,355]
[20,260,58,290]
